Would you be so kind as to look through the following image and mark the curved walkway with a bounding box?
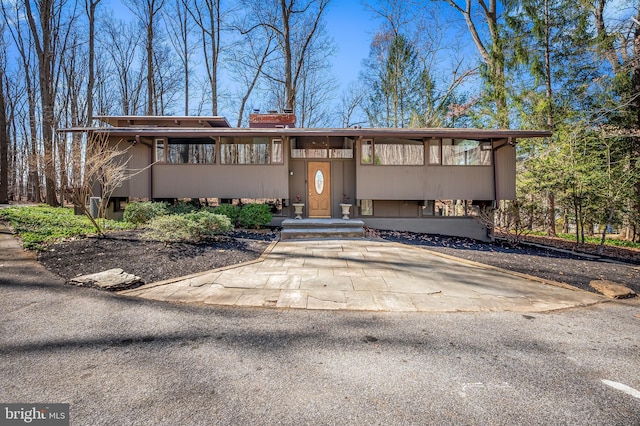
[120,239,604,312]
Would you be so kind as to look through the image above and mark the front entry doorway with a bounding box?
[307,162,331,217]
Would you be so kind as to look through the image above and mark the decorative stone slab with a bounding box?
[589,280,636,299]
[70,268,143,291]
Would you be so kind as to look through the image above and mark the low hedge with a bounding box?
[142,211,232,243]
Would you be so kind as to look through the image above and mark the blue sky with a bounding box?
[324,1,374,91]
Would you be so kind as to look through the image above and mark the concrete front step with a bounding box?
[281,219,366,240]
[281,218,365,228]
[281,227,366,240]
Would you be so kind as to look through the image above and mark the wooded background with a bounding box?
[0,0,638,242]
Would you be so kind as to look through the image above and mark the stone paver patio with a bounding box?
[120,239,604,312]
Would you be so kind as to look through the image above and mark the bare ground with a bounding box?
[35,227,640,295]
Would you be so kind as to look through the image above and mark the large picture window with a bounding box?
[360,138,424,165]
[166,138,216,164]
[441,139,491,166]
[221,137,270,164]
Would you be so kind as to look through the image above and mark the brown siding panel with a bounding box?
[496,144,516,200]
[356,164,494,200]
[152,164,289,199]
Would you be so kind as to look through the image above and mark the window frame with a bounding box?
[155,138,166,163]
[428,138,441,165]
[220,136,272,165]
[441,138,492,166]
[271,138,284,164]
[165,137,217,164]
[360,138,425,166]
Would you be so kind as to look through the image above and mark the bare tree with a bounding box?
[229,19,278,126]
[152,43,182,114]
[70,133,132,235]
[338,81,367,128]
[163,0,196,115]
[184,0,225,115]
[23,0,80,206]
[59,29,88,197]
[99,17,146,115]
[0,40,8,204]
[240,0,331,112]
[124,0,166,115]
[2,1,42,202]
[85,0,102,124]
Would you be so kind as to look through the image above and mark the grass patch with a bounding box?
[0,205,134,250]
[528,231,640,249]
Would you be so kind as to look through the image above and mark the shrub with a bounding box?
[123,201,168,225]
[142,211,232,243]
[184,211,233,237]
[212,204,240,226]
[238,203,273,229]
[167,201,199,215]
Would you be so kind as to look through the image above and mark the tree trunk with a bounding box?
[86,0,100,125]
[0,72,8,204]
[24,0,58,206]
[146,11,155,115]
[546,192,557,236]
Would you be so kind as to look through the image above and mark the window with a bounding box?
[167,138,216,164]
[360,199,373,215]
[442,139,491,166]
[361,139,373,164]
[221,137,270,164]
[360,138,424,165]
[271,139,283,163]
[428,139,441,164]
[155,139,165,162]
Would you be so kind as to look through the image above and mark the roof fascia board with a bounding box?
[61,127,551,140]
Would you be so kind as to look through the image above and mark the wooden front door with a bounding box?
[307,162,331,217]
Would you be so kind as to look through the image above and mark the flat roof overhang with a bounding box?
[94,115,231,128]
[59,126,551,141]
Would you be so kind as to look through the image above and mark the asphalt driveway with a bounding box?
[1,227,639,424]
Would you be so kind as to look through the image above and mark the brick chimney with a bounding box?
[249,110,296,128]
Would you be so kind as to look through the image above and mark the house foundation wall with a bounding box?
[361,217,491,242]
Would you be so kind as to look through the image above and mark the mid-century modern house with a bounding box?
[65,112,550,241]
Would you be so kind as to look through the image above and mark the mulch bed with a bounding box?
[369,229,640,296]
[36,227,639,297]
[38,230,274,285]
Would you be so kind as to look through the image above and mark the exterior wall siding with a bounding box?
[107,139,151,199]
[355,164,495,200]
[152,164,289,199]
[105,132,517,209]
[495,142,516,200]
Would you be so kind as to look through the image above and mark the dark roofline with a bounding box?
[94,115,231,128]
[59,126,551,140]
